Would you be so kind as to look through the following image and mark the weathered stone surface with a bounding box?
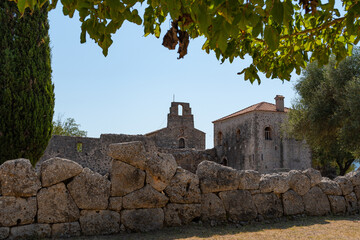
[219,190,257,222]
[345,192,358,214]
[122,185,168,209]
[79,210,120,235]
[303,186,330,216]
[334,176,353,196]
[110,160,145,196]
[289,170,311,196]
[259,173,290,194]
[40,157,83,187]
[0,158,41,197]
[282,190,304,215]
[121,208,164,232]
[164,168,201,204]
[108,141,147,170]
[328,195,346,215]
[0,227,9,240]
[52,222,81,238]
[9,224,51,240]
[0,196,36,227]
[200,193,226,222]
[68,168,110,209]
[196,161,239,193]
[109,197,123,211]
[354,185,360,201]
[145,152,177,191]
[253,193,283,219]
[37,182,79,223]
[345,170,360,186]
[303,168,322,187]
[164,204,201,226]
[317,178,342,196]
[238,170,261,190]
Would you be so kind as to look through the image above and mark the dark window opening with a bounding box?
[236,129,241,142]
[265,127,272,140]
[221,158,228,166]
[217,132,223,146]
[179,138,185,148]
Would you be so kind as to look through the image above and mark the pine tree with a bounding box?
[0,1,54,165]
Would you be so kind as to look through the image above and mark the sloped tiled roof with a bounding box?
[213,102,290,123]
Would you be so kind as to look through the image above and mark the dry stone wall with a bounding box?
[0,141,360,239]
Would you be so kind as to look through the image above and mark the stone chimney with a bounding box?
[275,95,285,112]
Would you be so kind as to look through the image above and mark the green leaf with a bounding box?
[264,26,279,51]
[271,0,284,25]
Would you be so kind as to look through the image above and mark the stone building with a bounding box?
[213,95,311,173]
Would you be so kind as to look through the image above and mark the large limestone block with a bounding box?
[253,193,283,219]
[196,161,240,193]
[108,197,123,211]
[164,168,201,204]
[328,195,346,215]
[164,203,201,226]
[110,160,145,196]
[122,185,168,209]
[303,168,322,187]
[345,192,358,214]
[79,210,120,235]
[37,182,79,223]
[200,193,226,222]
[0,159,41,197]
[334,176,353,196]
[0,196,36,227]
[345,170,360,186]
[0,228,9,240]
[52,222,81,238]
[145,152,177,191]
[354,185,360,201]
[289,170,311,196]
[108,141,147,169]
[238,170,261,190]
[219,190,257,222]
[40,157,83,187]
[282,190,304,215]
[317,178,342,195]
[121,208,164,232]
[9,224,51,240]
[259,173,290,194]
[68,168,110,209]
[303,186,330,216]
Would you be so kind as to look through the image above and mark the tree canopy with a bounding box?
[52,116,87,137]
[286,49,360,177]
[9,0,360,83]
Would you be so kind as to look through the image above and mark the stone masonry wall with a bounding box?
[1,141,360,239]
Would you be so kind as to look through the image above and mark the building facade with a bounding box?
[213,95,311,173]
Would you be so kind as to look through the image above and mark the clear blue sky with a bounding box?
[48,8,300,149]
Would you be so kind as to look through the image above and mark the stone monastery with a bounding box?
[39,96,311,174]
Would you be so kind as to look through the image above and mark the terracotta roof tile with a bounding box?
[213,102,289,123]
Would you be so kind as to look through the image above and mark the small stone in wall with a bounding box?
[219,190,257,222]
[0,158,41,197]
[238,170,261,190]
[79,210,120,235]
[37,182,80,224]
[40,157,83,187]
[303,186,330,216]
[110,160,145,197]
[52,222,81,238]
[122,185,168,209]
[345,192,358,214]
[145,152,178,192]
[164,203,201,226]
[328,195,346,215]
[108,141,147,170]
[9,224,51,240]
[253,193,283,219]
[282,190,304,215]
[303,168,322,187]
[67,168,110,210]
[0,196,37,227]
[200,193,227,223]
[0,227,9,240]
[288,170,311,196]
[317,178,342,196]
[164,168,201,204]
[196,161,240,194]
[121,208,164,232]
[109,197,123,211]
[334,176,353,196]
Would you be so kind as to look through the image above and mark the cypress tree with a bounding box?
[0,1,54,165]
